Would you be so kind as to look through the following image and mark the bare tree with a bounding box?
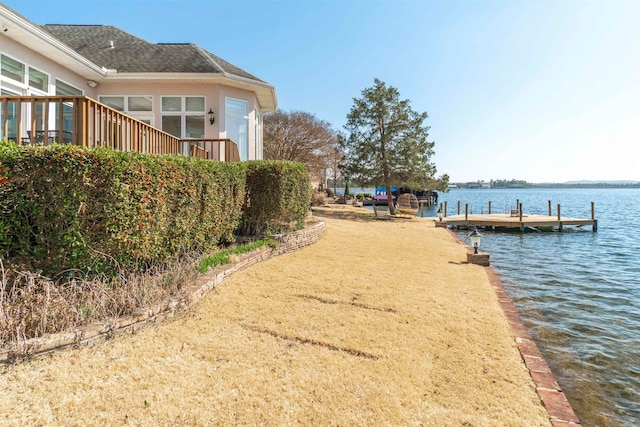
[263,109,338,189]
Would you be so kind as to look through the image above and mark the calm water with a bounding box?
[431,188,640,427]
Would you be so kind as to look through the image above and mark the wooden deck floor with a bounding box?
[442,213,597,231]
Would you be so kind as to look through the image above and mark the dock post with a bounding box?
[519,203,523,221]
[592,202,597,232]
[444,201,447,218]
[548,200,552,216]
[559,222,564,232]
[465,204,468,220]
[457,200,461,215]
[488,201,492,214]
[593,219,598,232]
[557,204,561,221]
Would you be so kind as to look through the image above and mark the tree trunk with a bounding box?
[386,184,395,215]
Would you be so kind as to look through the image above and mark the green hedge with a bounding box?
[239,161,312,236]
[0,142,246,277]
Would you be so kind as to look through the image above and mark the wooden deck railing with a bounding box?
[182,139,241,162]
[0,96,240,162]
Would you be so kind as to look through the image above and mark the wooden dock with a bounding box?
[438,200,598,232]
[442,213,597,231]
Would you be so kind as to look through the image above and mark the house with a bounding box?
[0,3,277,161]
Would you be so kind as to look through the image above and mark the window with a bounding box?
[225,98,249,160]
[28,68,48,91]
[255,107,262,160]
[0,87,19,141]
[128,96,152,112]
[99,95,153,125]
[55,80,82,132]
[1,55,24,83]
[55,79,82,96]
[161,96,205,154]
[100,96,125,111]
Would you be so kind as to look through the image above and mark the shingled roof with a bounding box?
[40,24,264,82]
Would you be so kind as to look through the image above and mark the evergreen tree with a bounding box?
[341,78,448,214]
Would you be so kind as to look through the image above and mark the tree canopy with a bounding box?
[263,109,338,187]
[340,79,448,210]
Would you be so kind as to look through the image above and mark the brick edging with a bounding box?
[0,220,326,364]
[441,224,581,426]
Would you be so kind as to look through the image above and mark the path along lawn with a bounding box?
[0,205,550,426]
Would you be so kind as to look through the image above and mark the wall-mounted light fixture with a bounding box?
[87,80,98,88]
[208,108,215,125]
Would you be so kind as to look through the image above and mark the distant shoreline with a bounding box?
[452,184,640,190]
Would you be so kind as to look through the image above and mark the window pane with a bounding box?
[100,96,125,111]
[185,96,204,112]
[128,96,152,111]
[162,97,181,112]
[226,117,248,160]
[185,115,204,138]
[1,55,25,83]
[55,80,82,96]
[28,68,48,91]
[225,98,247,117]
[162,115,181,137]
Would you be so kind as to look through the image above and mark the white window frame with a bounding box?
[225,97,249,161]
[0,53,51,95]
[99,95,154,125]
[160,95,207,138]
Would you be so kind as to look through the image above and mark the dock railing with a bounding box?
[0,96,240,162]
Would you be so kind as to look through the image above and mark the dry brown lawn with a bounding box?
[0,205,551,426]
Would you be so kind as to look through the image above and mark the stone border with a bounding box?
[443,225,581,426]
[0,220,326,364]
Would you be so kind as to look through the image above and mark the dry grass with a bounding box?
[0,257,199,345]
[0,206,551,426]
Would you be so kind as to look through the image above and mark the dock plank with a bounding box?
[443,213,595,230]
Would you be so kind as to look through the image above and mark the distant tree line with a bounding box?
[453,179,640,189]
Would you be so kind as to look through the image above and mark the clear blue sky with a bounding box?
[7,0,640,183]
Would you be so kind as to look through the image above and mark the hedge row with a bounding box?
[239,161,313,236]
[0,142,313,279]
[0,142,246,277]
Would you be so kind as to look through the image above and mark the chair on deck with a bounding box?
[396,193,418,217]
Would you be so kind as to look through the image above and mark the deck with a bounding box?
[442,213,597,231]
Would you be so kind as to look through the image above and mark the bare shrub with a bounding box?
[0,257,199,346]
[311,191,327,206]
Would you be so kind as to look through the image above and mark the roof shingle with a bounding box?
[40,24,263,82]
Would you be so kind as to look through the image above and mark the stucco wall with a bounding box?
[0,33,96,97]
